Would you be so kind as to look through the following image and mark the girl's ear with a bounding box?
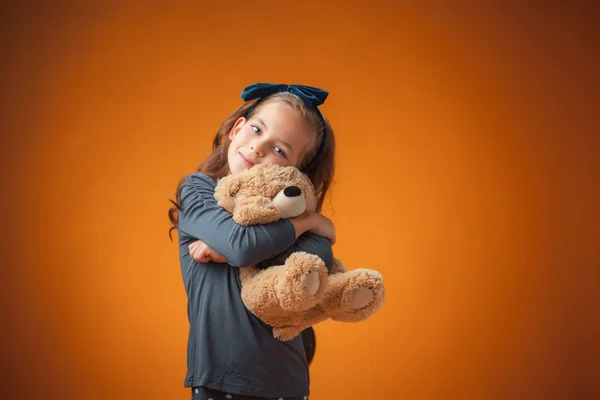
[229,117,246,140]
[214,175,242,213]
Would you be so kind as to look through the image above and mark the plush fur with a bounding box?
[215,164,385,341]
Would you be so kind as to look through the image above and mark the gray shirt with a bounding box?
[178,173,333,398]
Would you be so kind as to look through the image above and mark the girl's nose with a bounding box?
[251,142,264,156]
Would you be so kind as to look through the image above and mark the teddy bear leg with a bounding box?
[321,269,386,323]
[331,258,348,274]
[272,306,329,341]
[240,266,285,325]
[275,251,329,312]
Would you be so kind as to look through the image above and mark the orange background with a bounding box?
[2,2,599,399]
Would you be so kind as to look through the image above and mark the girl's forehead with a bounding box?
[253,101,297,121]
[251,102,314,138]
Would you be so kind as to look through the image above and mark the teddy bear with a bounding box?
[214,164,385,341]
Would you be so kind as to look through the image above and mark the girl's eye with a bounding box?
[274,147,287,158]
[251,125,261,134]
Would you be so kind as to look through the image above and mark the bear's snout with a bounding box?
[283,186,301,197]
[272,185,307,219]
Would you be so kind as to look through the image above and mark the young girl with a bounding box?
[169,83,337,400]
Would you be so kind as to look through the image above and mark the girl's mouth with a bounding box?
[240,153,255,167]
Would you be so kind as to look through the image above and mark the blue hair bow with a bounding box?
[240,83,329,173]
[241,83,329,108]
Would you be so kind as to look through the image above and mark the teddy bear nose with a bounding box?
[283,186,301,197]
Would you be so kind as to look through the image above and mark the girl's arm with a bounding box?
[179,173,327,267]
[190,232,334,271]
[256,232,334,272]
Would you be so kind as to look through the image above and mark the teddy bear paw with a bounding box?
[275,252,328,312]
[325,269,386,323]
[347,285,378,310]
[304,269,321,296]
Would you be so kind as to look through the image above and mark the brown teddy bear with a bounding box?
[214,164,385,341]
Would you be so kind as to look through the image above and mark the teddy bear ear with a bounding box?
[304,187,318,212]
[214,175,242,213]
[299,175,318,212]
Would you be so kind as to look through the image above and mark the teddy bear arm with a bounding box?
[233,196,281,225]
[214,174,242,212]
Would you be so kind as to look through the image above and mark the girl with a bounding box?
[169,83,337,400]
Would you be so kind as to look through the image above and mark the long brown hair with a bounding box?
[168,92,336,239]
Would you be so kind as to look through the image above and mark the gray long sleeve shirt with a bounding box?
[178,173,333,398]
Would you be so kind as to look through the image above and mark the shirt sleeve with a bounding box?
[178,173,297,267]
[255,232,334,273]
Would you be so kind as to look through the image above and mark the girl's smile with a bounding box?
[239,152,256,167]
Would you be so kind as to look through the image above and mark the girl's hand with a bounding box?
[290,211,336,245]
[308,212,336,245]
[188,240,227,263]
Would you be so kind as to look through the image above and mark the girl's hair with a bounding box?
[168,92,336,239]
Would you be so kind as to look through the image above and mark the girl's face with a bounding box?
[227,101,315,175]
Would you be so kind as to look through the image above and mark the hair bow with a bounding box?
[241,83,329,108]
